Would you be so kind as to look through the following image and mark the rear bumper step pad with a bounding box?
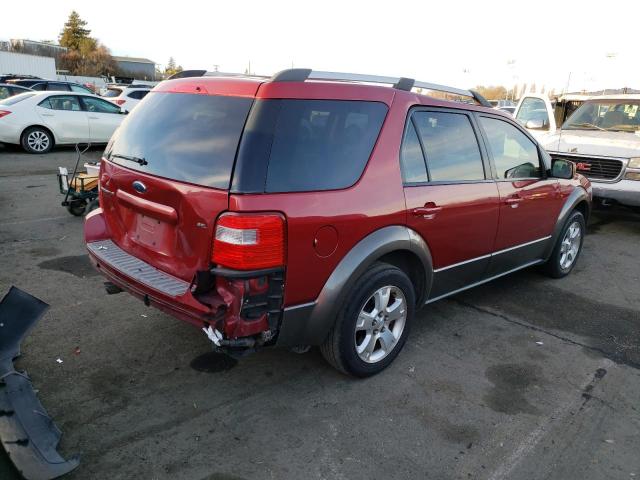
[87,239,189,297]
[0,286,79,480]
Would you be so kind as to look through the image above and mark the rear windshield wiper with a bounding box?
[111,153,148,166]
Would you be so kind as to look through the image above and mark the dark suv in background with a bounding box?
[85,69,591,376]
[8,79,94,94]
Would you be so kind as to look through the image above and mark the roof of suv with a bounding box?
[154,68,500,114]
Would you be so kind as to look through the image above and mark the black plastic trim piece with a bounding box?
[0,287,80,480]
[393,77,415,91]
[270,68,312,82]
[469,89,493,107]
[210,266,284,279]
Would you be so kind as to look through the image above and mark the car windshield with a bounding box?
[0,92,36,105]
[563,100,640,132]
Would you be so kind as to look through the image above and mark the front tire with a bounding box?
[543,210,585,278]
[320,262,415,377]
[21,127,53,154]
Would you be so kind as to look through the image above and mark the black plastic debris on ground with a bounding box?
[0,286,79,480]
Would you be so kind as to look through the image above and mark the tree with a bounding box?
[57,11,118,77]
[164,57,183,78]
[59,11,91,51]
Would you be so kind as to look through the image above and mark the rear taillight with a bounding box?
[212,213,285,270]
[0,110,11,118]
[114,99,126,105]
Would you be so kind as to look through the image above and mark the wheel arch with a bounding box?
[543,187,591,260]
[21,124,57,147]
[276,225,433,347]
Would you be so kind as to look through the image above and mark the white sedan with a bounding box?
[0,91,126,153]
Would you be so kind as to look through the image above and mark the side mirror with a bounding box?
[525,118,545,130]
[120,108,128,115]
[550,159,575,179]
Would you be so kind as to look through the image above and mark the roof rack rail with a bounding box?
[165,68,493,107]
[270,69,492,107]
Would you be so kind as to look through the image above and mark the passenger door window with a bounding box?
[515,97,549,130]
[412,111,485,181]
[0,86,10,99]
[479,116,542,179]
[82,96,122,114]
[70,84,93,94]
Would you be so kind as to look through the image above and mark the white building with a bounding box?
[0,50,56,79]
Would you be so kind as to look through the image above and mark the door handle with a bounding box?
[41,113,54,117]
[88,116,99,120]
[412,202,442,219]
[504,195,524,208]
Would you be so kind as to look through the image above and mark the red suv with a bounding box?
[85,69,591,376]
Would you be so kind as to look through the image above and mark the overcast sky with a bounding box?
[5,0,639,92]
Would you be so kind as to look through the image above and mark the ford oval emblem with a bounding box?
[132,180,147,193]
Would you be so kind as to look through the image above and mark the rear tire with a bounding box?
[21,126,54,154]
[543,210,585,278]
[320,262,415,377]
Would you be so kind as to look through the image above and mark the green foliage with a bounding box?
[58,11,117,76]
[59,11,91,51]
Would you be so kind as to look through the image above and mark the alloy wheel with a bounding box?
[559,220,582,269]
[354,285,407,363]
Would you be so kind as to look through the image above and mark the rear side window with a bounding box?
[400,122,428,183]
[106,92,253,189]
[128,90,149,99]
[103,88,122,98]
[0,86,9,100]
[412,111,485,181]
[235,99,387,193]
[47,82,72,91]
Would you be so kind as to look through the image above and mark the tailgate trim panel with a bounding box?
[87,240,190,297]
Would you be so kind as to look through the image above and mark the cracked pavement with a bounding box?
[1,145,639,479]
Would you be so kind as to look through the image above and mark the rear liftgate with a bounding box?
[0,287,79,480]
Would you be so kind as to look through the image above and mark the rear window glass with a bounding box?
[106,92,252,189]
[103,88,122,98]
[234,99,387,193]
[0,92,36,105]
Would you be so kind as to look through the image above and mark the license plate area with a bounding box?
[131,213,172,254]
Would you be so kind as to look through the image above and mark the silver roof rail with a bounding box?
[271,69,492,107]
[167,68,492,107]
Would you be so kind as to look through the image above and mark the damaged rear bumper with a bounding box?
[86,238,285,352]
[0,287,79,480]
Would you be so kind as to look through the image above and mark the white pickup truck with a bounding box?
[514,93,640,208]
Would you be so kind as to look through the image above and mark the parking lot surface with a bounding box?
[1,146,639,480]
